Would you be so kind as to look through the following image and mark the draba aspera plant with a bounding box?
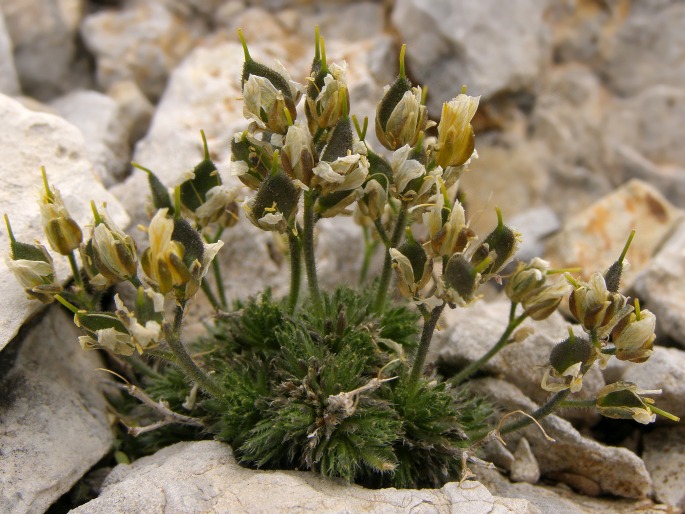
[5,28,679,489]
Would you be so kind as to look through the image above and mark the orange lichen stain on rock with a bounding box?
[586,205,612,250]
[644,193,669,223]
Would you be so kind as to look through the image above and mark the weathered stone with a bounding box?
[391,0,551,113]
[288,2,385,41]
[106,81,155,146]
[476,462,666,514]
[510,438,540,485]
[617,346,685,423]
[0,0,88,99]
[545,179,683,290]
[632,219,685,347]
[642,426,685,509]
[0,307,114,514]
[0,9,20,95]
[508,206,561,262]
[470,378,652,499]
[51,90,132,186]
[0,94,129,352]
[603,2,685,96]
[437,299,603,426]
[73,441,537,513]
[81,0,203,101]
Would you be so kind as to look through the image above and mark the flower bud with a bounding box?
[5,214,62,303]
[568,272,631,338]
[316,189,359,218]
[194,185,241,229]
[390,237,432,298]
[75,310,134,356]
[610,303,655,363]
[542,334,594,393]
[470,209,520,276]
[281,122,315,188]
[595,382,662,424]
[113,289,164,354]
[434,94,479,169]
[230,131,274,190]
[88,204,137,284]
[240,30,301,133]
[358,178,387,221]
[305,61,349,134]
[244,172,300,233]
[39,168,82,255]
[424,195,471,258]
[312,153,369,196]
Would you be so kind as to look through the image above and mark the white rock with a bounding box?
[545,179,684,290]
[73,441,538,513]
[510,438,540,485]
[0,93,129,352]
[642,426,685,509]
[508,206,561,262]
[469,378,653,498]
[106,81,155,146]
[616,346,685,422]
[391,0,551,113]
[288,2,385,41]
[51,90,132,186]
[437,298,604,426]
[632,220,685,347]
[0,9,20,95]
[0,0,87,99]
[603,2,685,96]
[80,0,204,101]
[0,306,114,514]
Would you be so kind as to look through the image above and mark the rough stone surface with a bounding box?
[469,378,653,499]
[617,346,685,423]
[632,219,685,347]
[476,463,667,514]
[73,441,538,513]
[392,0,551,113]
[0,9,20,95]
[51,90,132,186]
[603,2,685,97]
[0,0,88,98]
[0,307,114,514]
[510,438,540,484]
[106,81,155,147]
[545,179,684,290]
[81,0,203,101]
[508,206,561,262]
[437,299,603,426]
[0,94,129,352]
[642,426,685,509]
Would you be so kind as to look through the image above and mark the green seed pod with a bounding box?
[133,162,174,214]
[443,253,478,303]
[180,132,221,213]
[471,209,519,275]
[549,335,593,376]
[321,117,353,163]
[171,217,204,269]
[246,172,301,232]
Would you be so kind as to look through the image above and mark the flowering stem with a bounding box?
[165,302,223,400]
[449,303,527,385]
[372,219,390,247]
[359,226,380,286]
[209,227,227,309]
[303,191,322,310]
[557,399,596,409]
[67,251,84,290]
[287,232,302,313]
[409,302,446,387]
[374,206,407,312]
[200,279,222,311]
[496,389,572,437]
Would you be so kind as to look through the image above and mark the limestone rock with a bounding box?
[81,0,203,101]
[617,346,685,423]
[632,219,685,347]
[73,441,537,513]
[642,426,685,509]
[0,307,114,514]
[476,462,667,514]
[437,299,603,426]
[391,0,551,114]
[51,90,132,186]
[0,0,88,99]
[0,9,20,95]
[603,2,685,96]
[106,81,155,146]
[545,179,683,290]
[470,378,652,499]
[288,2,385,41]
[510,438,540,485]
[507,206,561,262]
[0,94,129,352]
